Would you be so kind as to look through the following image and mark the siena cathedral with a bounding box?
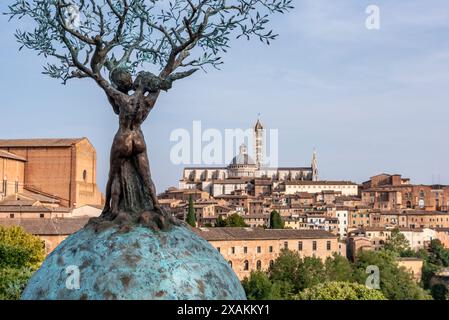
[179,119,319,197]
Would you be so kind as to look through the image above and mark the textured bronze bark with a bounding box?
[88,70,181,231]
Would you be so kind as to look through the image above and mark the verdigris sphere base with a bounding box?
[21,225,246,300]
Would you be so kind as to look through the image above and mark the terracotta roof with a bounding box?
[193,227,336,241]
[0,199,38,206]
[0,150,26,161]
[0,206,70,213]
[380,210,449,216]
[243,214,269,219]
[2,191,61,204]
[0,138,85,148]
[22,188,62,203]
[0,218,89,235]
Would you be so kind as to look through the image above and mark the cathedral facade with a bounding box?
[179,120,319,197]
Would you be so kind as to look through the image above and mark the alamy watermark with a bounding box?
[65,265,80,290]
[365,265,380,289]
[169,121,279,168]
[366,5,380,30]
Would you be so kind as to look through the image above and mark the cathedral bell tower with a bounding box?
[311,149,319,181]
[254,119,264,169]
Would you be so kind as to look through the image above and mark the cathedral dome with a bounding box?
[229,144,255,166]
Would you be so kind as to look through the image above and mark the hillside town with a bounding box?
[1,128,449,286]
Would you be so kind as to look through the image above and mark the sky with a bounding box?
[1,0,449,192]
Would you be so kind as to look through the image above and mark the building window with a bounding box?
[40,214,45,218]
[243,260,249,271]
[228,261,232,267]
[298,241,303,251]
[313,241,317,251]
[10,214,14,219]
[243,246,248,254]
[2,179,7,195]
[257,246,261,253]
[231,247,235,254]
[269,260,274,268]
[327,241,331,251]
[269,246,273,253]
[15,180,19,193]
[284,241,288,249]
[216,247,221,253]
[256,260,262,271]
[82,170,87,182]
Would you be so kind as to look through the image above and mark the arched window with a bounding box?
[228,260,233,267]
[256,260,262,270]
[243,260,249,271]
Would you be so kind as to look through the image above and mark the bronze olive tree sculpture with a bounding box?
[7,0,292,230]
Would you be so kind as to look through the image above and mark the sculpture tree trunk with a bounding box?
[88,80,181,232]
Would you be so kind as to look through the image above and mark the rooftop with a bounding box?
[0,217,89,235]
[193,227,336,241]
[0,150,26,161]
[0,138,85,148]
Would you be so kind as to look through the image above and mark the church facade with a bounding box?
[179,120,319,197]
[0,138,103,208]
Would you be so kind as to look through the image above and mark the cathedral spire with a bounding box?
[311,149,318,181]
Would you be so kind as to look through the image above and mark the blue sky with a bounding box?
[1,0,449,191]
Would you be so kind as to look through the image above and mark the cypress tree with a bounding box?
[270,210,284,229]
[186,195,196,227]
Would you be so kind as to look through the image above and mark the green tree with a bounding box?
[353,250,432,300]
[269,210,284,229]
[269,250,326,293]
[295,281,386,300]
[325,254,354,282]
[430,284,449,300]
[268,249,301,286]
[186,195,196,227]
[0,267,35,300]
[241,271,283,300]
[416,239,449,298]
[215,215,227,227]
[426,239,449,267]
[223,213,248,227]
[296,257,327,291]
[0,226,45,270]
[0,226,45,300]
[384,228,411,256]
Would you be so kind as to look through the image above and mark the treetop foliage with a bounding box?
[295,281,386,300]
[6,0,293,87]
[0,226,46,300]
[0,226,45,270]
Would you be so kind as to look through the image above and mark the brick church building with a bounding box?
[0,138,103,208]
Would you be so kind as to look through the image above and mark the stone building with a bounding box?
[194,227,340,279]
[348,227,440,251]
[0,138,103,208]
[370,210,449,229]
[361,173,449,211]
